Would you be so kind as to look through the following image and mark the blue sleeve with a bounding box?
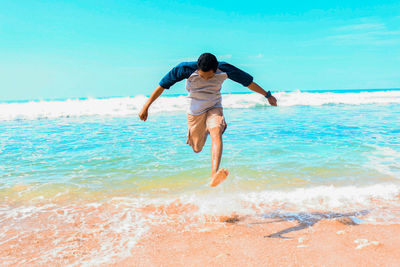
[218,62,253,87]
[159,62,197,89]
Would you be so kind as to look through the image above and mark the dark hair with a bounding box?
[197,53,218,72]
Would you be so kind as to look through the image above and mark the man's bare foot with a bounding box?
[210,168,229,187]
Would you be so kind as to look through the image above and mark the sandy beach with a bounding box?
[125,214,400,266]
[3,199,400,266]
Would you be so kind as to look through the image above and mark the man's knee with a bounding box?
[209,127,223,139]
[193,146,203,153]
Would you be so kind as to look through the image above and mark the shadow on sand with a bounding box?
[251,210,369,239]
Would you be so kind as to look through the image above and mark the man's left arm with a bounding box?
[218,62,277,106]
[248,82,277,106]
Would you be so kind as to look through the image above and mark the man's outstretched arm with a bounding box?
[139,85,165,121]
[217,62,277,106]
[247,82,277,106]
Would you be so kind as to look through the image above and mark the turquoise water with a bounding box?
[1,90,400,264]
[1,95,399,195]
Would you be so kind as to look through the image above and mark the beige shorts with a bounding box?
[186,107,227,153]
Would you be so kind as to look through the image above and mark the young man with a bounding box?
[139,53,277,187]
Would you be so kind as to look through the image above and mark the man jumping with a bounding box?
[139,53,277,187]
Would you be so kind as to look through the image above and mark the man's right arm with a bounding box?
[138,85,165,121]
[139,62,197,121]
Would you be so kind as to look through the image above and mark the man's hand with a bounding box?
[267,95,277,106]
[247,82,278,107]
[138,86,165,122]
[139,108,148,121]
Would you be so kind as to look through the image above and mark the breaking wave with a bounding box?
[1,90,400,121]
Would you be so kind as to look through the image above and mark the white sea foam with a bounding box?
[178,183,400,220]
[1,90,399,121]
[0,200,150,266]
[365,145,400,178]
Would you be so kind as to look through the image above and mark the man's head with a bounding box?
[197,53,218,80]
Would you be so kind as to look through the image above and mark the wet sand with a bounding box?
[2,201,400,266]
[123,216,400,267]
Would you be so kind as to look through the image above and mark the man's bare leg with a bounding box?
[209,127,229,187]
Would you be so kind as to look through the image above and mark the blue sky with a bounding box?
[1,0,399,101]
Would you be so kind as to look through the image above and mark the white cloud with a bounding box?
[248,53,264,59]
[336,23,385,31]
[176,57,198,62]
[218,54,232,60]
[327,21,400,46]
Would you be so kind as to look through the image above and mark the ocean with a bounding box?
[1,89,400,265]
